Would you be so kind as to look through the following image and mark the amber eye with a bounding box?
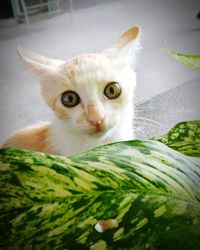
[61,91,80,108]
[104,82,121,99]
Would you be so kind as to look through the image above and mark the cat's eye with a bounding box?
[104,82,121,99]
[61,91,80,108]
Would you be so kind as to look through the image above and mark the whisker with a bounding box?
[133,126,146,138]
[134,106,160,111]
[135,98,151,106]
[134,121,160,129]
[134,116,162,125]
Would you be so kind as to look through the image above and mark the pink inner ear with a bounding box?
[114,26,141,49]
[29,63,51,76]
[19,56,53,78]
[18,48,64,78]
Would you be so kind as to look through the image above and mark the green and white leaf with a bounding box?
[0,130,200,249]
[168,50,200,71]
[153,120,200,157]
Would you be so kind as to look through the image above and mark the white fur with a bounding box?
[16,26,141,156]
[49,102,134,156]
[48,59,136,156]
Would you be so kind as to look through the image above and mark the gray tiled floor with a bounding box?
[0,0,200,144]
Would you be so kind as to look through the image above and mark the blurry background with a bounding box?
[0,0,200,144]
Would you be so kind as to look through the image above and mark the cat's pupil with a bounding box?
[109,87,114,95]
[68,94,73,103]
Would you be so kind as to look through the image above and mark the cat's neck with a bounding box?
[49,111,134,157]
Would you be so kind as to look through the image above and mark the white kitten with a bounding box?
[2,26,141,156]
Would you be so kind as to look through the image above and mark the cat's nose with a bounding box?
[89,120,103,132]
[90,120,102,126]
[86,104,105,132]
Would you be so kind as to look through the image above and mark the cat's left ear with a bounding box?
[17,48,64,78]
[104,26,141,67]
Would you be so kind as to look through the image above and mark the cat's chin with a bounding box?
[82,129,107,138]
[89,130,107,137]
[76,125,107,138]
[81,125,115,138]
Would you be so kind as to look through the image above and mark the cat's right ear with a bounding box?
[17,48,64,78]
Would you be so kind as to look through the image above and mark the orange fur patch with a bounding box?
[2,124,56,154]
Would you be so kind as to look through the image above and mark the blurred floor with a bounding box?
[136,77,200,139]
[0,0,200,143]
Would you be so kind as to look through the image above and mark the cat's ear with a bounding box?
[104,26,141,66]
[17,48,64,77]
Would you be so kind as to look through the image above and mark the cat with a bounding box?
[2,26,141,156]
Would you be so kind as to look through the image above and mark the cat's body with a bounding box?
[2,27,141,156]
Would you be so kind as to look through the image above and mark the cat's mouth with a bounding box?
[89,125,106,136]
[80,123,109,136]
[88,122,115,137]
[77,119,115,137]
[93,122,103,133]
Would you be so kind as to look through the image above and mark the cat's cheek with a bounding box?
[107,115,120,129]
[52,101,72,120]
[75,113,87,129]
[74,114,93,134]
[55,110,70,120]
[76,112,86,123]
[119,90,134,105]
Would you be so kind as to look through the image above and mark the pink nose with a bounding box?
[86,104,105,132]
[89,120,103,132]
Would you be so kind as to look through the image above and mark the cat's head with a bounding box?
[18,26,141,137]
